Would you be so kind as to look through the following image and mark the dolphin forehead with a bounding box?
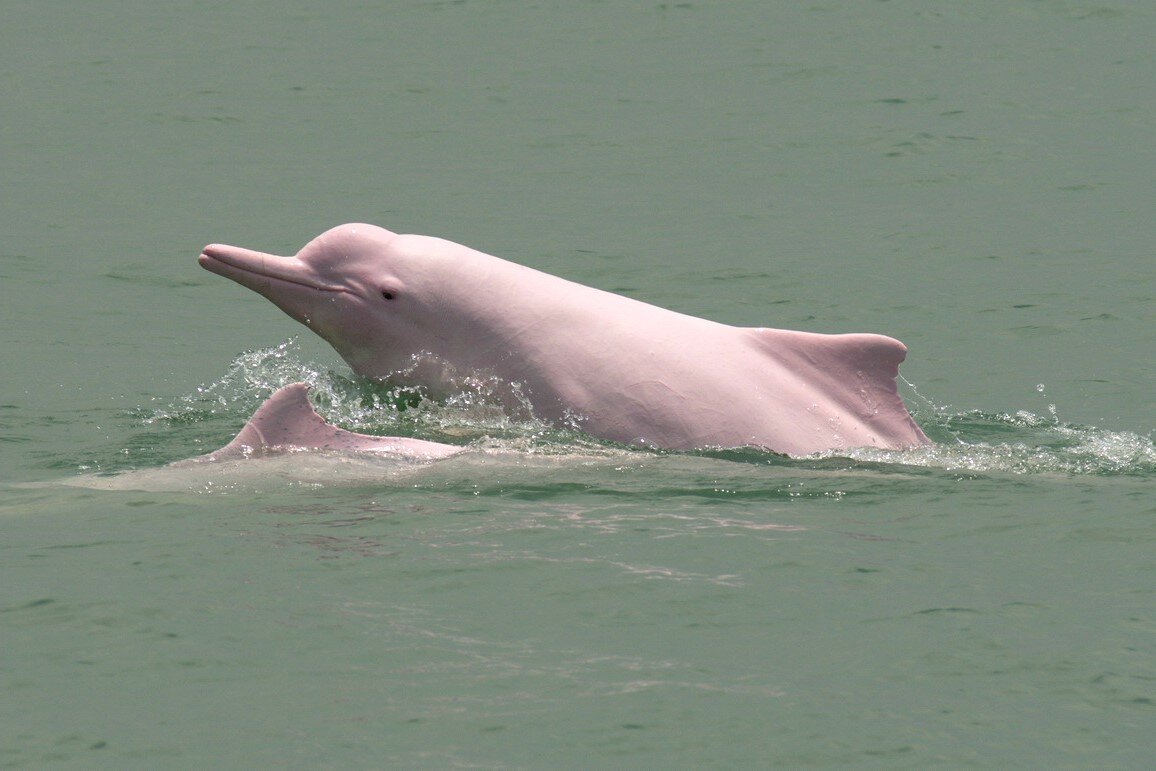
[299,223,400,264]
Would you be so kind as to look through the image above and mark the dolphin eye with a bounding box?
[381,290,396,301]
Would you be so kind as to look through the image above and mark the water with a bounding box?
[3,1,1154,767]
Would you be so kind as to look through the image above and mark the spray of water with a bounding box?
[836,377,1156,475]
[142,342,1155,477]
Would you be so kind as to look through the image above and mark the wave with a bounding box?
[137,340,1154,479]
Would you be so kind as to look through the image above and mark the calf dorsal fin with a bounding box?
[205,383,464,461]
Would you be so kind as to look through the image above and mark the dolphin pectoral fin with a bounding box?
[202,383,464,461]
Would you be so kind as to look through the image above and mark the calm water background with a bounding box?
[3,1,1154,767]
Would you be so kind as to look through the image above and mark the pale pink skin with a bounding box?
[199,224,930,456]
[198,383,463,462]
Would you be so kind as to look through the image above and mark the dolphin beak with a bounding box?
[199,243,347,328]
[199,244,345,294]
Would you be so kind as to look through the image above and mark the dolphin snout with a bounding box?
[198,244,346,294]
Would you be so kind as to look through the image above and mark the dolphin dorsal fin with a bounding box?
[744,328,920,433]
[207,383,463,460]
[748,328,906,376]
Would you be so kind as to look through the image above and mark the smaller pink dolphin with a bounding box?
[200,224,929,456]
[196,383,463,462]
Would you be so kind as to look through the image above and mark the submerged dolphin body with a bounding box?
[191,383,464,463]
[200,224,929,456]
[55,383,463,492]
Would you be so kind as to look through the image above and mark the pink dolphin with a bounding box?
[194,382,464,462]
[199,224,929,455]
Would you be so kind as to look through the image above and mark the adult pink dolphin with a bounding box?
[199,224,929,455]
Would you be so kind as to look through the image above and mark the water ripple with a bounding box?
[120,342,1156,481]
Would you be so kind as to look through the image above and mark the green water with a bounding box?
[3,1,1153,767]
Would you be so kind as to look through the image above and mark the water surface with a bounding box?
[3,2,1154,767]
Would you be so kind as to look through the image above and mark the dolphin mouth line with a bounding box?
[199,248,347,294]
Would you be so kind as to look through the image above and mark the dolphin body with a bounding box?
[53,383,463,492]
[188,382,464,463]
[199,224,929,456]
